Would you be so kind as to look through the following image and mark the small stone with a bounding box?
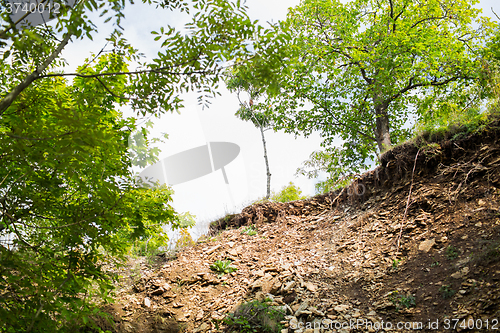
[334,304,350,312]
[419,239,435,252]
[211,312,224,320]
[262,276,280,294]
[193,323,210,333]
[163,292,177,298]
[282,281,296,293]
[255,291,267,302]
[196,309,204,321]
[310,307,325,316]
[304,282,317,292]
[456,257,470,267]
[270,279,282,294]
[294,301,309,316]
[451,267,470,279]
[177,313,189,322]
[272,305,289,315]
[205,244,221,254]
[151,287,164,295]
[254,270,265,277]
[143,297,151,308]
[296,309,312,316]
[172,302,184,308]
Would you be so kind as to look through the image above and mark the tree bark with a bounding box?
[259,125,271,200]
[373,91,392,153]
[375,106,392,153]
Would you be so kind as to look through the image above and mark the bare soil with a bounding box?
[94,120,500,333]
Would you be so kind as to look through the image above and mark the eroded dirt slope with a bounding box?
[100,122,500,333]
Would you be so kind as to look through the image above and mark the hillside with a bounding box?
[96,119,500,333]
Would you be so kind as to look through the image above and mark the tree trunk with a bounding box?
[373,93,392,153]
[259,126,271,200]
[375,108,392,152]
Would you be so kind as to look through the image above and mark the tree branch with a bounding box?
[1,208,34,249]
[0,33,72,116]
[92,76,133,101]
[390,75,471,102]
[388,0,395,32]
[302,88,377,142]
[40,67,218,79]
[410,15,449,29]
[5,131,76,141]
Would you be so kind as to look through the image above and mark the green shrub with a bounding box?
[131,234,167,257]
[251,182,307,204]
[224,299,285,332]
[415,99,488,143]
[270,182,307,203]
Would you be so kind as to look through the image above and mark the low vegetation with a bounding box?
[241,225,258,236]
[439,285,456,299]
[388,292,416,312]
[210,259,238,277]
[446,246,459,260]
[222,299,285,333]
[253,182,308,204]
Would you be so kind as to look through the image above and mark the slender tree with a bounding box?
[226,68,274,199]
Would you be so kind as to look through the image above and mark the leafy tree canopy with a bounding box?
[0,0,268,331]
[260,0,495,181]
[0,53,179,331]
[0,0,258,116]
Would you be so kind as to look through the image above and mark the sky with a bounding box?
[61,0,322,237]
[56,0,499,238]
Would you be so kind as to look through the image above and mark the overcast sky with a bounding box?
[58,0,499,237]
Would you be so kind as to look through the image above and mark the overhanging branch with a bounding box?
[0,33,72,116]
